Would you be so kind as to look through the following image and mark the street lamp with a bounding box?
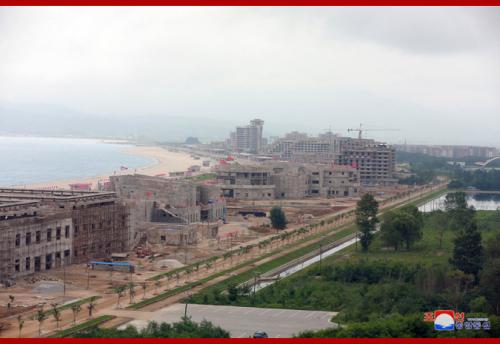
[184,288,193,319]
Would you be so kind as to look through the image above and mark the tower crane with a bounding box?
[347,123,400,139]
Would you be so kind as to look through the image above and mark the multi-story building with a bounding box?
[394,144,498,159]
[229,119,265,154]
[214,165,275,200]
[265,132,396,185]
[266,131,337,160]
[215,162,360,201]
[0,189,129,283]
[334,138,397,186]
[109,174,225,247]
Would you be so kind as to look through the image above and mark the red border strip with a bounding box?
[1,0,500,5]
[1,339,500,343]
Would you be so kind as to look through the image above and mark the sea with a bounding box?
[0,136,155,187]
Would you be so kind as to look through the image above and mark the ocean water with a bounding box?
[0,136,155,187]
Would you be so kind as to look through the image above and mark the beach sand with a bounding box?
[24,145,205,190]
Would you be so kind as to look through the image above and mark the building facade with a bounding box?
[229,119,265,154]
[215,162,360,201]
[265,132,396,185]
[0,189,129,283]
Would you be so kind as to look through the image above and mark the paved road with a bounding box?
[113,304,337,338]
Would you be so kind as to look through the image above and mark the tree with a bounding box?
[450,221,484,279]
[445,192,475,230]
[270,206,287,230]
[35,305,47,336]
[484,233,500,261]
[17,315,24,338]
[128,283,136,304]
[381,208,422,251]
[479,234,500,315]
[380,211,404,251]
[155,279,162,293]
[114,285,127,309]
[448,179,464,189]
[447,270,474,311]
[75,317,230,338]
[479,259,500,315]
[87,296,97,319]
[142,282,147,300]
[431,210,449,249]
[444,191,467,208]
[7,295,15,314]
[51,303,62,329]
[71,303,81,325]
[355,194,379,252]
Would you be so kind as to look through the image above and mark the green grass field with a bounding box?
[193,207,499,324]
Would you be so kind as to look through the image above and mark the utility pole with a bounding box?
[86,264,90,290]
[253,273,259,301]
[184,235,188,265]
[184,289,192,319]
[63,263,66,298]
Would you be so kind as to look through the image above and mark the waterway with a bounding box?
[418,193,500,212]
[0,136,154,187]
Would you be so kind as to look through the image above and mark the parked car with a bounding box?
[253,331,268,338]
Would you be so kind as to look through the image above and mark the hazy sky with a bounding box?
[1,7,499,145]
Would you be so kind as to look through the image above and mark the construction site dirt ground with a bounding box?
[0,221,272,320]
[0,184,428,337]
[0,186,407,313]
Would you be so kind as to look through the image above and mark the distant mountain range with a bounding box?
[0,103,239,143]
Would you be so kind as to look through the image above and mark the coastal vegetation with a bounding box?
[191,192,500,337]
[450,169,500,191]
[74,317,229,338]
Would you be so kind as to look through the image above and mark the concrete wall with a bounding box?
[0,211,73,281]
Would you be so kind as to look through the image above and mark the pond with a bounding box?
[418,193,500,212]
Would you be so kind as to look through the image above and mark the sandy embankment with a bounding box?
[25,145,203,190]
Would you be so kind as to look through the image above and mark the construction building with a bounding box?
[109,175,225,247]
[0,188,129,284]
[334,137,397,186]
[215,162,360,201]
[266,131,337,160]
[228,119,265,154]
[394,144,498,159]
[265,132,396,185]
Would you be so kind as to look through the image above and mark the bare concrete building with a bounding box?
[215,162,360,201]
[229,119,265,154]
[144,222,219,246]
[334,138,396,186]
[265,132,396,185]
[0,189,129,283]
[215,164,275,200]
[394,144,498,159]
[109,175,225,247]
[266,131,337,160]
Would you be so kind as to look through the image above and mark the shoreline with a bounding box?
[19,145,205,190]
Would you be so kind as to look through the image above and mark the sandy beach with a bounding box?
[24,145,205,190]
